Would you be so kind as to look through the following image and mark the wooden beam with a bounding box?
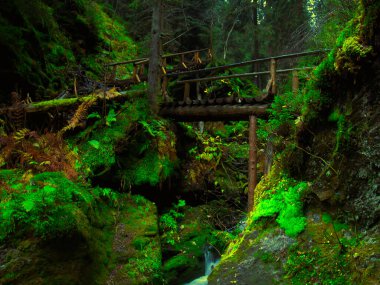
[248,115,258,212]
[159,104,268,121]
[168,49,329,77]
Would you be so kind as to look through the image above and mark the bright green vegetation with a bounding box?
[252,176,309,237]
[0,169,116,240]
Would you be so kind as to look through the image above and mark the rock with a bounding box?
[208,228,290,285]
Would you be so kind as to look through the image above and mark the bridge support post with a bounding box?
[292,70,299,94]
[248,115,258,212]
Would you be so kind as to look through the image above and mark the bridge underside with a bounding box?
[159,104,269,121]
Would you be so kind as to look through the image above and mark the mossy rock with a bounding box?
[106,195,162,285]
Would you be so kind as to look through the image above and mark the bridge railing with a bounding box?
[164,49,329,104]
[105,48,212,84]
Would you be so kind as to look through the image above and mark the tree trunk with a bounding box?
[252,0,260,88]
[248,115,258,212]
[148,0,163,114]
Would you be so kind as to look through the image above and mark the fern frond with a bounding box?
[13,128,30,143]
[59,97,97,135]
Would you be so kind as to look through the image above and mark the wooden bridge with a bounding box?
[105,47,328,211]
[105,48,327,122]
[0,47,328,212]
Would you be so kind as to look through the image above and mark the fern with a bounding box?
[0,170,117,240]
[60,97,98,134]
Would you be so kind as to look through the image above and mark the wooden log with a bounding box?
[159,104,268,121]
[248,115,258,212]
[224,97,234,104]
[245,98,255,104]
[0,89,147,115]
[216,98,224,105]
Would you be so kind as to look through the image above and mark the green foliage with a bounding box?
[328,108,352,153]
[252,176,309,237]
[160,200,186,245]
[0,170,117,240]
[0,0,137,99]
[75,99,146,174]
[335,35,373,74]
[285,245,350,285]
[203,77,260,98]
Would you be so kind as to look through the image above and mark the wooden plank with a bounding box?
[158,104,268,121]
[248,115,258,212]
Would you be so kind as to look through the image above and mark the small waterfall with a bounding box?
[185,246,220,285]
[204,246,218,276]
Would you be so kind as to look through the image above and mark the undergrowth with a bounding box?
[0,170,117,241]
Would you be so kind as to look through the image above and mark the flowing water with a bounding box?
[185,246,220,285]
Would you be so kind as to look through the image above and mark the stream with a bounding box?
[185,246,220,285]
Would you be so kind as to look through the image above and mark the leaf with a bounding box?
[106,109,117,126]
[22,200,35,212]
[43,185,56,194]
[87,112,101,119]
[88,140,100,149]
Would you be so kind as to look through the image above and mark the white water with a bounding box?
[185,246,220,285]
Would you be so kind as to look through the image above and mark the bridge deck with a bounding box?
[159,96,271,121]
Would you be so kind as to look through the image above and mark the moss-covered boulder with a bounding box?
[0,188,161,285]
[107,195,162,285]
[208,225,291,285]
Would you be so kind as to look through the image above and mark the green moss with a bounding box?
[335,36,373,74]
[252,176,309,237]
[163,255,195,272]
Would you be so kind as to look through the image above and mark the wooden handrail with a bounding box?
[168,49,329,77]
[162,48,209,59]
[177,67,315,84]
[105,48,210,67]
